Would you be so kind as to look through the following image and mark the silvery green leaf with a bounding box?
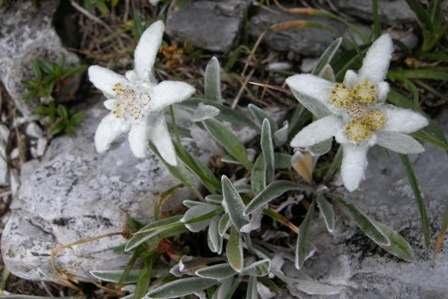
[181,203,221,232]
[195,263,236,280]
[312,37,343,75]
[221,154,242,165]
[204,56,222,102]
[203,119,252,169]
[309,138,333,155]
[251,155,266,194]
[241,259,271,277]
[290,89,331,119]
[248,104,278,132]
[375,221,415,261]
[292,279,345,295]
[206,194,223,204]
[226,227,244,272]
[335,197,390,246]
[90,269,140,283]
[218,213,231,237]
[208,216,223,254]
[134,215,183,234]
[221,176,249,230]
[146,277,218,298]
[318,64,336,82]
[213,277,238,299]
[316,194,335,233]
[245,181,305,215]
[240,210,263,233]
[261,119,275,184]
[377,131,425,154]
[274,121,289,147]
[169,255,194,277]
[233,177,251,194]
[194,291,207,299]
[183,200,203,208]
[192,103,220,122]
[246,276,258,299]
[295,202,315,270]
[275,153,292,169]
[125,215,184,251]
[173,140,220,193]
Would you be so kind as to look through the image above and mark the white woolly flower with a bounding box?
[286,34,428,192]
[88,20,195,166]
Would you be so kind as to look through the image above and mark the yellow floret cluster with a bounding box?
[330,80,378,110]
[344,110,386,143]
[330,80,386,143]
[111,83,150,121]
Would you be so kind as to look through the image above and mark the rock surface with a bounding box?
[166,0,250,52]
[291,110,448,298]
[0,99,235,283]
[249,7,346,57]
[333,0,416,25]
[0,0,80,116]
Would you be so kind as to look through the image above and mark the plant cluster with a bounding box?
[83,14,447,298]
[23,59,85,136]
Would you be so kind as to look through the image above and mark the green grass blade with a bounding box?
[399,155,431,248]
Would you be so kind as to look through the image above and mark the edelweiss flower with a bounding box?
[88,21,195,165]
[286,34,428,191]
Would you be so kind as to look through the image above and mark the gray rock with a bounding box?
[294,110,448,298]
[249,7,346,57]
[166,0,251,52]
[333,0,416,25]
[0,0,80,116]
[442,0,448,22]
[0,100,234,283]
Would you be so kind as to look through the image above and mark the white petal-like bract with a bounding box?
[88,66,127,97]
[377,82,390,101]
[286,74,333,109]
[148,115,177,166]
[150,81,195,111]
[94,113,130,153]
[341,143,369,192]
[383,106,428,133]
[376,131,425,154]
[358,34,393,83]
[128,122,149,158]
[290,115,342,148]
[134,20,164,80]
[103,99,117,110]
[343,69,358,88]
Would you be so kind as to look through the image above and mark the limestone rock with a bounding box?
[166,0,251,52]
[333,0,416,25]
[249,7,346,57]
[0,0,80,116]
[292,110,448,298]
[1,99,251,283]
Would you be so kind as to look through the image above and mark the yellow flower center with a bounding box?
[352,80,377,105]
[329,80,386,143]
[330,83,354,109]
[344,110,386,143]
[111,83,151,121]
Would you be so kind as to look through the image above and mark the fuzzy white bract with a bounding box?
[88,20,195,165]
[286,34,428,191]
